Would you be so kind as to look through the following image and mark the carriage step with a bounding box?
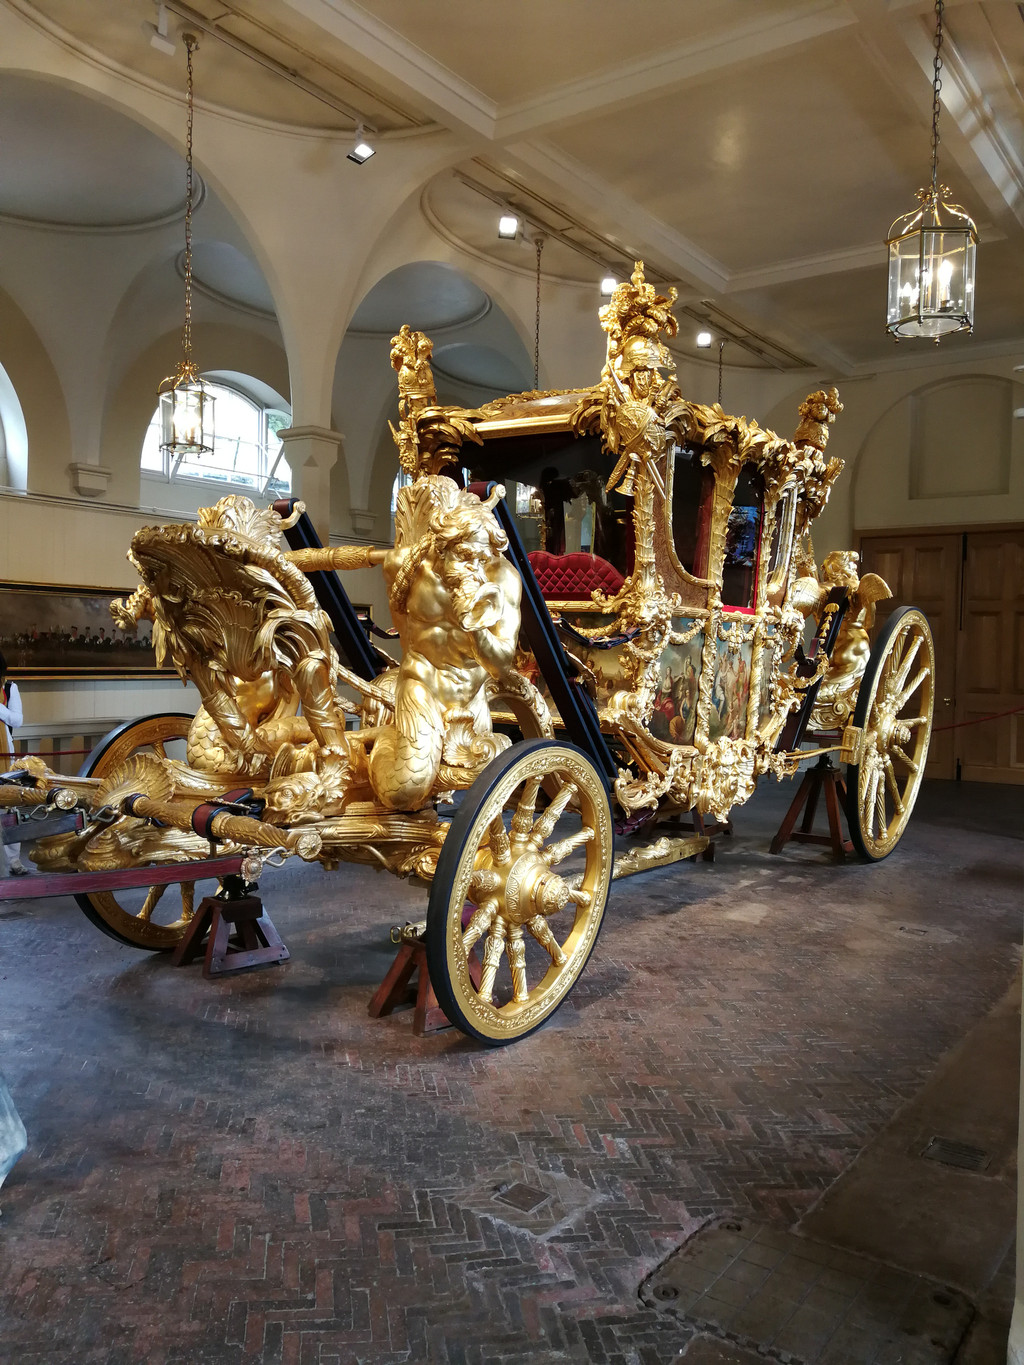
[612,832,711,879]
[170,891,289,977]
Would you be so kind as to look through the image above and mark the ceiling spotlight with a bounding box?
[498,212,520,240]
[347,124,375,164]
[600,276,618,297]
[696,330,713,348]
[143,1,177,56]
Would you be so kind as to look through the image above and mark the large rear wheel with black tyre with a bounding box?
[426,739,613,1045]
[845,607,934,861]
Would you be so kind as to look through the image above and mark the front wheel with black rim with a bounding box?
[425,739,614,1045]
[845,606,934,861]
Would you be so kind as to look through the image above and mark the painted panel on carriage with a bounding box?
[518,613,626,712]
[565,614,628,711]
[708,637,754,741]
[649,623,703,745]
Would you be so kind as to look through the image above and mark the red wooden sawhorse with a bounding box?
[0,855,288,977]
[769,753,853,860]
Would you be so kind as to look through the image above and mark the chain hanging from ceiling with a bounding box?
[533,235,544,391]
[157,32,215,458]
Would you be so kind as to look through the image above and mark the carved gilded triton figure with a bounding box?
[0,263,934,1043]
[366,478,521,811]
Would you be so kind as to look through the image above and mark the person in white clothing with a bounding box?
[0,651,27,875]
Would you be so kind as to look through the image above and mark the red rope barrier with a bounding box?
[932,704,1024,734]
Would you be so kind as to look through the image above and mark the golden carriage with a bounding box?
[0,265,935,1044]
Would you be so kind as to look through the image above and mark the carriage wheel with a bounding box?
[426,739,613,1045]
[845,608,934,861]
[73,712,204,950]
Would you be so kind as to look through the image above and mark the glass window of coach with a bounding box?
[721,467,765,611]
[142,378,291,497]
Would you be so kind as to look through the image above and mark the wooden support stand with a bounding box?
[770,754,853,860]
[170,882,289,978]
[369,933,482,1036]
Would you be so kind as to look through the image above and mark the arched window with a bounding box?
[141,375,291,497]
[0,359,28,490]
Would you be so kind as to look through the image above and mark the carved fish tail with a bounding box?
[368,726,443,812]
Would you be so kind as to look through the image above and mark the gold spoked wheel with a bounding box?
[426,739,613,1045]
[846,607,934,861]
[73,712,203,950]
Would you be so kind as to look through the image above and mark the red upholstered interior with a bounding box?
[527,551,625,601]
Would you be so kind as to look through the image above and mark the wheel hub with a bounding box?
[501,851,571,925]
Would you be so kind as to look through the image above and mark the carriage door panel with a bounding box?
[857,532,960,779]
[958,529,1024,784]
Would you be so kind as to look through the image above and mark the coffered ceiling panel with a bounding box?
[347,0,834,106]
[546,30,946,274]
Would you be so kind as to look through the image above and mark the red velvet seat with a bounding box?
[527,551,625,601]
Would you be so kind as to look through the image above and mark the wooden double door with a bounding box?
[858,527,1024,784]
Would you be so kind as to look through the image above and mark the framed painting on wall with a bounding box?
[0,581,176,679]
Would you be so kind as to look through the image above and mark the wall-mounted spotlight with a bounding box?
[143,1,177,56]
[600,276,618,297]
[696,330,713,349]
[347,124,375,164]
[498,212,520,240]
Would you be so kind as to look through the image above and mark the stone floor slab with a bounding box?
[644,1220,974,1364]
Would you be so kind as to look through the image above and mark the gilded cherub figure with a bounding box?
[794,386,843,452]
[390,324,436,416]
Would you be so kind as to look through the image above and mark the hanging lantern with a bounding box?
[885,0,977,342]
[159,33,214,456]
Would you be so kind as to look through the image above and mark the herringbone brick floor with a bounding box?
[0,780,1019,1364]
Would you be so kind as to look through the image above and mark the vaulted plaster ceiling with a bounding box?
[348,262,491,333]
[9,0,1024,375]
[0,74,189,227]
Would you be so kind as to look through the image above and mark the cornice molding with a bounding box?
[6,0,384,142]
[281,0,498,138]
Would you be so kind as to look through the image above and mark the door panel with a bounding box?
[858,533,960,778]
[958,529,1024,783]
[858,527,1024,784]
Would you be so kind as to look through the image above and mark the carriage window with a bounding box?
[671,444,715,577]
[721,467,764,610]
[469,432,634,583]
[767,485,797,596]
